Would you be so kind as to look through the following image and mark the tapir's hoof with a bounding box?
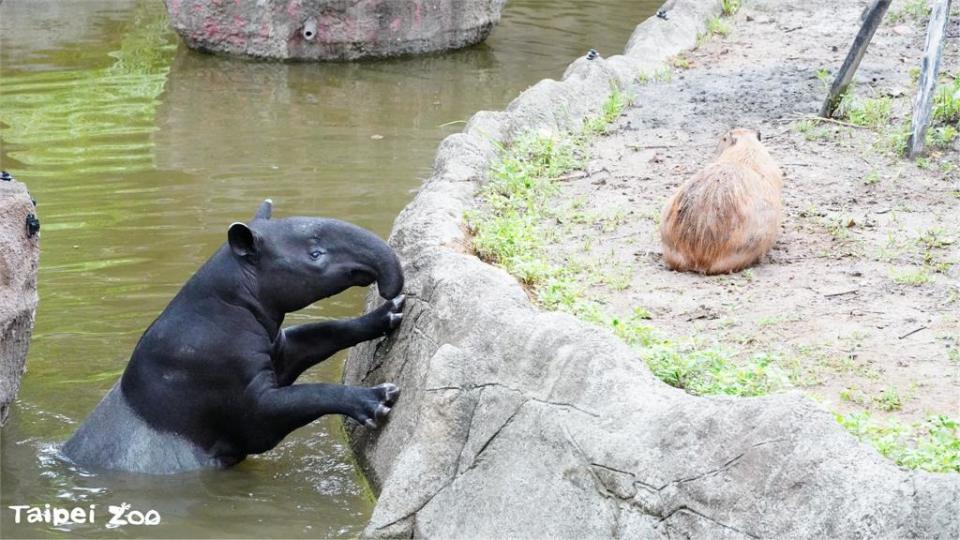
[387,295,405,330]
[373,294,405,334]
[377,383,400,407]
[356,383,399,430]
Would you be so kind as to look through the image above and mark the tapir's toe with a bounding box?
[378,383,400,406]
[388,311,403,329]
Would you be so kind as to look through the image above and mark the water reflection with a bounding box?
[1,0,658,537]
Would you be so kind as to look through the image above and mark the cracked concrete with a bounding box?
[344,0,960,537]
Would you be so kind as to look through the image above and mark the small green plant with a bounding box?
[671,54,692,70]
[933,77,960,124]
[816,68,832,90]
[837,412,959,473]
[927,125,957,149]
[720,0,741,16]
[909,66,921,84]
[636,67,673,85]
[890,266,931,286]
[875,386,903,411]
[583,86,629,135]
[840,386,870,406]
[844,96,893,129]
[918,227,952,250]
[863,170,881,185]
[707,16,732,37]
[888,0,931,24]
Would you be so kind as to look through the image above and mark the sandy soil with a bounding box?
[545,0,959,424]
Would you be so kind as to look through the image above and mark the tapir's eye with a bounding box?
[310,248,326,260]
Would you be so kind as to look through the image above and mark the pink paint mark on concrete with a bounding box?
[286,0,301,19]
[233,15,246,31]
[170,0,181,17]
[192,2,204,15]
[389,16,401,33]
[414,1,422,25]
[258,21,271,39]
[203,17,222,39]
[226,32,246,48]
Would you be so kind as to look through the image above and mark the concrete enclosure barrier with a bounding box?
[343,0,960,537]
[0,177,40,426]
[163,0,507,61]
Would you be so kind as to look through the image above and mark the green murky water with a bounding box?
[0,0,657,537]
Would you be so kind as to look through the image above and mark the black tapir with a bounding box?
[62,200,403,474]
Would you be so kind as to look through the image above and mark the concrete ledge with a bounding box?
[345,1,959,537]
[0,178,40,426]
[163,0,506,61]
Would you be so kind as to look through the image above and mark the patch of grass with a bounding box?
[840,386,871,406]
[794,119,830,141]
[637,67,673,85]
[890,266,931,286]
[843,96,892,129]
[469,131,582,285]
[707,16,732,37]
[927,125,957,149]
[875,386,904,411]
[888,0,931,24]
[918,227,953,250]
[721,0,741,16]
[837,412,960,473]
[583,86,629,135]
[933,77,960,124]
[863,170,881,185]
[671,54,692,70]
[816,68,832,90]
[877,122,912,157]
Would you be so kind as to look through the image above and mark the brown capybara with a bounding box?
[660,128,784,274]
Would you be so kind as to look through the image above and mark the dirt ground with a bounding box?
[545,0,959,425]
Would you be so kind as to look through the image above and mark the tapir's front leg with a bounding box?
[274,296,404,385]
[245,381,400,453]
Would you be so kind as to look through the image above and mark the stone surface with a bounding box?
[0,177,40,426]
[163,0,506,61]
[345,0,960,537]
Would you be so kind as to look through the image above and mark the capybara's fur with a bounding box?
[660,128,784,274]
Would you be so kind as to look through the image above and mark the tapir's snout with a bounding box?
[328,219,404,300]
[365,234,404,300]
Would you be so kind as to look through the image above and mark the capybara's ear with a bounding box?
[756,131,762,141]
[228,222,260,259]
[254,198,273,220]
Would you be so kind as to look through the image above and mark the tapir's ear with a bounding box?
[228,222,260,259]
[254,198,272,220]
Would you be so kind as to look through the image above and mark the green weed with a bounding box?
[707,17,732,37]
[844,96,893,129]
[890,266,931,286]
[584,86,629,135]
[721,0,741,16]
[837,412,959,473]
[933,78,960,124]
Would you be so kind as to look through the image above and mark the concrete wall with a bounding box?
[343,0,960,537]
[0,176,40,426]
[164,0,506,61]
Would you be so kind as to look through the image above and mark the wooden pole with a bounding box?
[820,0,892,118]
[906,0,953,158]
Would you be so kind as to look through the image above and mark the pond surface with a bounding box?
[0,0,658,537]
